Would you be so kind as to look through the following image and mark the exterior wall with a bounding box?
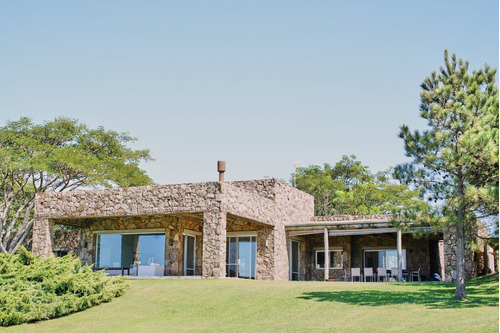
[443,223,488,282]
[220,180,314,280]
[34,179,315,280]
[299,233,431,281]
[351,234,430,280]
[303,234,351,281]
[52,229,80,255]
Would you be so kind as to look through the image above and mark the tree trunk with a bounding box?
[454,218,467,300]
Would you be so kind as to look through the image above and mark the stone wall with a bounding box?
[351,234,430,280]
[442,224,481,282]
[304,234,351,281]
[34,179,315,281]
[220,180,314,280]
[299,233,431,281]
[52,229,80,255]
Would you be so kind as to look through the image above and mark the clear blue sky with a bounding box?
[1,1,498,185]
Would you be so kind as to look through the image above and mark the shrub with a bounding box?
[0,247,128,326]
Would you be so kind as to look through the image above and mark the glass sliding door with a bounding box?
[96,233,165,276]
[289,240,299,281]
[96,234,122,268]
[226,236,256,279]
[363,249,406,269]
[226,237,238,278]
[183,234,196,276]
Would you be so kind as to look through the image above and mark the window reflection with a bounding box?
[96,234,165,270]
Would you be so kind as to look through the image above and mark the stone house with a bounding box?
[32,178,491,282]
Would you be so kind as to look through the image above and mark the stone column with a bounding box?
[31,217,53,257]
[324,227,330,281]
[272,225,289,281]
[202,211,227,278]
[397,229,403,282]
[256,228,275,280]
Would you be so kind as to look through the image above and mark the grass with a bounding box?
[4,274,498,332]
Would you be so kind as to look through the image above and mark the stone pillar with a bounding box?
[256,228,275,280]
[31,217,53,257]
[324,227,329,281]
[397,229,403,282]
[202,211,227,278]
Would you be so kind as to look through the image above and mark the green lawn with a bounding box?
[5,274,498,333]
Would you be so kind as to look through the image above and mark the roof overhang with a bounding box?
[287,226,433,237]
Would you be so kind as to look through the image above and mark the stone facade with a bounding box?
[442,222,490,282]
[33,179,314,280]
[33,178,487,282]
[298,233,433,281]
[52,229,80,255]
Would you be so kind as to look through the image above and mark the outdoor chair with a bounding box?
[344,269,351,281]
[402,269,409,282]
[377,267,388,282]
[410,268,421,282]
[390,267,399,282]
[364,267,374,282]
[351,268,362,282]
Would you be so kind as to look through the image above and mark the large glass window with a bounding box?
[226,236,256,279]
[96,233,165,269]
[363,249,406,269]
[315,249,343,269]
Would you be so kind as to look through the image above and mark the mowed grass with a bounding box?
[5,274,498,333]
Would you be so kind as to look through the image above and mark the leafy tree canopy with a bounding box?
[291,155,424,216]
[0,117,154,253]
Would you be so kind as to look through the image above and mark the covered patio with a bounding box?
[286,215,442,282]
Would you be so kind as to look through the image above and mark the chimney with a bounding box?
[217,161,226,182]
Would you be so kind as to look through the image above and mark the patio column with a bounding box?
[32,217,54,257]
[397,228,403,282]
[202,211,227,278]
[324,227,329,281]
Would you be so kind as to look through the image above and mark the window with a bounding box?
[96,233,165,269]
[315,249,343,269]
[363,249,406,269]
[54,250,68,257]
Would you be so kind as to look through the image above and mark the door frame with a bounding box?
[289,239,300,281]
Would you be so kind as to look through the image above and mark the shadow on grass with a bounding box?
[298,274,499,309]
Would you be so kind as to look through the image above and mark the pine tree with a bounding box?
[397,50,498,299]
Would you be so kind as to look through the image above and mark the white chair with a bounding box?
[364,267,374,282]
[390,267,399,282]
[377,267,388,282]
[410,268,421,282]
[344,269,351,281]
[351,268,362,282]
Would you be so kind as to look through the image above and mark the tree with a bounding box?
[291,155,423,216]
[0,117,154,254]
[396,50,498,299]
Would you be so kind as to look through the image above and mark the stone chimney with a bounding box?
[217,161,226,182]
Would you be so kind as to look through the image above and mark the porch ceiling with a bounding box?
[226,213,273,228]
[287,226,432,237]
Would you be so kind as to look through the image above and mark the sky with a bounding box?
[1,1,498,185]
